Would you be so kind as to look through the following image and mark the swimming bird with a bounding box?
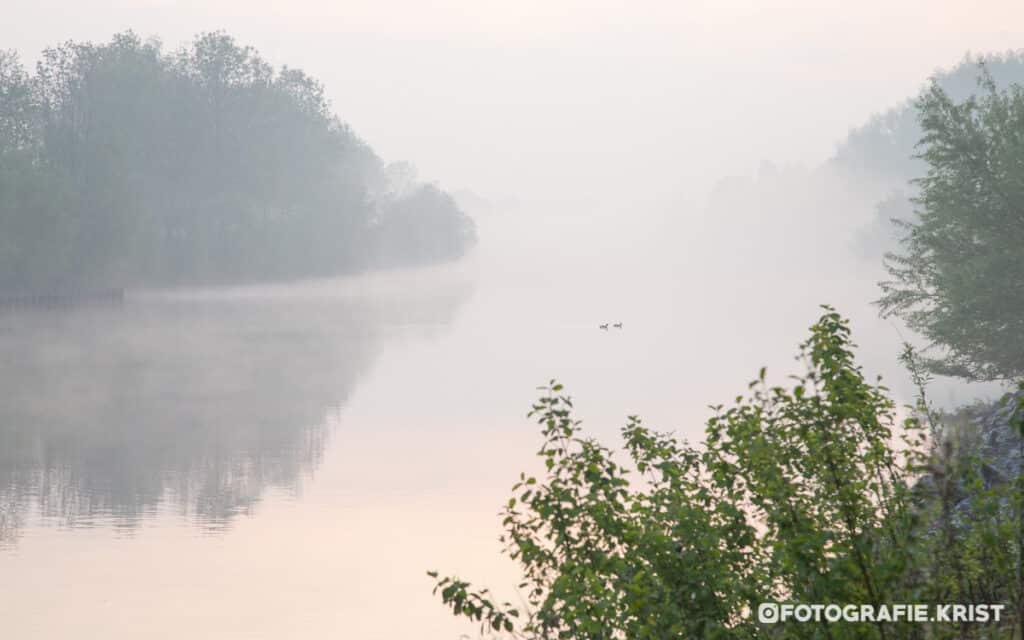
[599,323,609,330]
[613,322,622,329]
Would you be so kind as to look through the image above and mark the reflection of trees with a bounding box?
[0,276,472,545]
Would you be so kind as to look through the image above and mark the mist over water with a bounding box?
[0,193,1001,638]
[2,3,1021,638]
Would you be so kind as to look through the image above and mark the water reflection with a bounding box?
[0,270,473,545]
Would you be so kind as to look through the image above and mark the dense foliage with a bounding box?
[430,309,1024,639]
[0,32,476,291]
[878,68,1024,381]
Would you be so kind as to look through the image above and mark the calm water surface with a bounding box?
[0,209,928,639]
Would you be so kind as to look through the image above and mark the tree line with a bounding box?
[0,31,476,292]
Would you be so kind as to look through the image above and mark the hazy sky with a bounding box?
[3,1,1023,207]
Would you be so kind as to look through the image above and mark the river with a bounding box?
[0,205,971,639]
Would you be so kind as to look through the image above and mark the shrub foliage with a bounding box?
[430,309,1024,639]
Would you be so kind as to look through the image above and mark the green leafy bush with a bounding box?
[430,308,1024,639]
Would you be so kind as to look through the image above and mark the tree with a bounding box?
[879,66,1024,381]
[373,183,477,267]
[832,52,1024,185]
[834,53,1024,265]
[0,51,35,152]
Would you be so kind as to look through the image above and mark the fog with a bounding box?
[5,1,1024,204]
[2,2,1023,638]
